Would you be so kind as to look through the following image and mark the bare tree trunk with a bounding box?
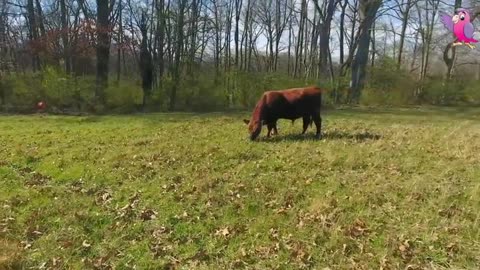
[235,0,242,68]
[339,0,348,66]
[287,17,293,75]
[157,0,166,81]
[95,0,112,106]
[303,14,309,77]
[169,0,187,111]
[116,0,123,82]
[241,0,252,71]
[188,0,200,73]
[258,0,274,71]
[0,1,8,106]
[339,0,358,76]
[309,8,319,78]
[410,30,419,72]
[419,0,440,81]
[225,0,233,74]
[390,20,396,59]
[314,0,338,78]
[139,13,153,110]
[294,0,307,78]
[273,0,290,71]
[371,20,375,68]
[27,0,40,71]
[35,0,46,38]
[397,0,413,68]
[350,0,381,103]
[165,0,173,74]
[348,0,358,56]
[187,0,202,105]
[60,0,71,74]
[212,0,222,79]
[246,0,255,72]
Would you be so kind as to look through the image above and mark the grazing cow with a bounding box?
[243,86,323,140]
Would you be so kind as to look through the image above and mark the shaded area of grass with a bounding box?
[1,107,480,269]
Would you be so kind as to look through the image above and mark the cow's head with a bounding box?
[243,119,262,140]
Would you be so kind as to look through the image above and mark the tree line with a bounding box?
[1,0,480,113]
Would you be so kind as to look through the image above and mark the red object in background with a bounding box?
[37,101,46,111]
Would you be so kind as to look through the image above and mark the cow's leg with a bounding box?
[301,116,310,134]
[273,120,278,135]
[267,122,275,138]
[312,111,322,139]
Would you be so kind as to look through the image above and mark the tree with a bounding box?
[294,0,307,78]
[395,0,415,68]
[139,12,153,109]
[417,0,440,82]
[338,0,349,66]
[169,0,188,111]
[96,0,115,107]
[234,0,242,68]
[27,0,40,71]
[350,0,382,103]
[313,0,339,78]
[60,0,71,74]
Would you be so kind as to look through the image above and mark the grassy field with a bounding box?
[1,107,480,269]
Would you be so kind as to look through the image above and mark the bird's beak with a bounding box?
[452,15,459,24]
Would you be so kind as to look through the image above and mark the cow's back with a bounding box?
[263,87,321,120]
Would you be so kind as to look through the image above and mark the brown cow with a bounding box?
[243,86,322,140]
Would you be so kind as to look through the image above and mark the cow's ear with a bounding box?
[243,119,250,125]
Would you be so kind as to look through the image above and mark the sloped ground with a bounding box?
[1,107,479,269]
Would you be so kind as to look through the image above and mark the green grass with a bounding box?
[1,107,480,269]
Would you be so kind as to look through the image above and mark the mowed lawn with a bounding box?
[1,107,480,269]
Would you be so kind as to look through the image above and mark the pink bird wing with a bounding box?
[464,22,475,39]
[439,12,454,32]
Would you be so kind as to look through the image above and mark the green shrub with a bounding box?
[4,73,42,111]
[41,66,72,106]
[2,63,479,114]
[360,57,416,106]
[463,80,480,105]
[421,78,471,105]
[105,80,143,113]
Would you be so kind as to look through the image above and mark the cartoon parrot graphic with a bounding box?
[440,8,478,49]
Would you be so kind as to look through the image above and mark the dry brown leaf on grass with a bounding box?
[82,240,91,248]
[379,255,391,270]
[290,241,312,267]
[21,241,32,250]
[405,264,421,270]
[82,255,113,270]
[296,219,305,229]
[269,228,280,240]
[59,239,74,249]
[140,209,158,221]
[214,227,230,238]
[151,226,169,240]
[346,219,369,238]
[397,239,414,262]
[174,211,189,220]
[438,204,462,218]
[95,190,112,206]
[275,207,288,215]
[115,193,141,220]
[446,242,459,257]
[24,171,51,187]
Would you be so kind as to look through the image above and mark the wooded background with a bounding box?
[1,0,480,113]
